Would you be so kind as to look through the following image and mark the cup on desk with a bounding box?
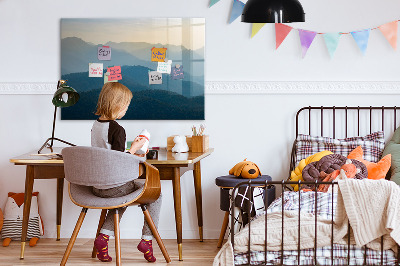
[146,150,158,160]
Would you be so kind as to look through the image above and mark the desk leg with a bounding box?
[172,167,183,261]
[56,178,64,241]
[20,165,35,259]
[193,161,203,242]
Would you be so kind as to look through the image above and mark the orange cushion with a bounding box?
[347,146,391,180]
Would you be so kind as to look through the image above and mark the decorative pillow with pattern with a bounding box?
[294,131,385,167]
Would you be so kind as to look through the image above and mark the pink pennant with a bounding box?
[378,21,398,50]
[298,29,317,58]
[275,24,293,49]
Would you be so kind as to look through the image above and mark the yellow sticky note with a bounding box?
[151,47,167,62]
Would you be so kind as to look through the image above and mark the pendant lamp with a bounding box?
[241,0,305,23]
[38,80,80,154]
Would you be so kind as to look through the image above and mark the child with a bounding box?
[91,82,162,263]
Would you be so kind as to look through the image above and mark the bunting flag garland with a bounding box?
[298,29,317,58]
[351,29,370,55]
[323,33,341,58]
[209,0,220,7]
[378,21,398,50]
[229,0,245,24]
[275,23,293,49]
[207,3,400,58]
[251,23,266,38]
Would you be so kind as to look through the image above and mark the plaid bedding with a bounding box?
[294,131,385,166]
[234,191,397,265]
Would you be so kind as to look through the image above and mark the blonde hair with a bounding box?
[95,83,133,120]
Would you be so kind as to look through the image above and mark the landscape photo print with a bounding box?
[61,18,205,120]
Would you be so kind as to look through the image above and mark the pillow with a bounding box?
[295,131,385,167]
[347,146,391,180]
[382,126,400,184]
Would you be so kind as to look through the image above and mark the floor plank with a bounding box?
[0,239,221,265]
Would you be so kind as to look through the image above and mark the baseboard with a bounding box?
[1,81,400,94]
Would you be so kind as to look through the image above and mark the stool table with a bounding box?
[215,175,275,248]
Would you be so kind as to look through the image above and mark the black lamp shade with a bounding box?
[52,85,80,107]
[241,0,305,23]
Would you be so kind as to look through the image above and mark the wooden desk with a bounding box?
[10,147,213,261]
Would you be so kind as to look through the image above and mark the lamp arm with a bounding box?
[50,105,57,148]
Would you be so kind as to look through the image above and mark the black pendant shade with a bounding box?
[242,0,305,23]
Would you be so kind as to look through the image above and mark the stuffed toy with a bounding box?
[289,150,333,191]
[348,146,391,180]
[172,135,189,153]
[1,192,44,247]
[229,159,261,179]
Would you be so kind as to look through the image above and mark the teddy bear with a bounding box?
[1,192,44,247]
[229,159,261,179]
[172,135,189,153]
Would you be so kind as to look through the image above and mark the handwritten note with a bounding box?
[107,66,122,81]
[98,46,111,60]
[157,60,172,74]
[151,47,167,62]
[171,65,184,80]
[149,71,162,85]
[89,63,103,77]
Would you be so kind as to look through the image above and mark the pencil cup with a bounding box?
[191,135,209,153]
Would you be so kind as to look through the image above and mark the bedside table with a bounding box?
[215,175,275,248]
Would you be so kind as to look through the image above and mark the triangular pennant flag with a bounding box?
[209,0,220,7]
[251,23,266,38]
[275,23,293,49]
[351,29,370,55]
[229,0,245,24]
[323,33,341,58]
[378,21,398,50]
[298,29,317,58]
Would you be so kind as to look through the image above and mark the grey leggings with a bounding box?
[92,179,162,240]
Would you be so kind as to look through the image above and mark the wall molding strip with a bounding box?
[1,81,400,95]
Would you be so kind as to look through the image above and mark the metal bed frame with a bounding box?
[230,106,400,266]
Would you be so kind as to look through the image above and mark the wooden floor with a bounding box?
[0,239,222,265]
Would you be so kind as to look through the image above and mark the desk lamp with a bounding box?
[38,80,80,154]
[241,0,305,23]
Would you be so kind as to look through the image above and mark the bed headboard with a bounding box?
[290,106,400,179]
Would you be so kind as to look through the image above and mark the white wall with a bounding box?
[1,0,400,240]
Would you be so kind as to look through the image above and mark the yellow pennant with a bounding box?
[251,23,266,38]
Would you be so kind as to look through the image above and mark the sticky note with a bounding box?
[157,60,172,74]
[104,71,117,84]
[98,46,111,60]
[171,65,184,80]
[107,66,122,81]
[151,47,167,62]
[89,63,103,77]
[149,71,162,84]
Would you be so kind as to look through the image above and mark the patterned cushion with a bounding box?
[295,131,385,166]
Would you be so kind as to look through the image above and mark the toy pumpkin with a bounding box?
[229,159,261,179]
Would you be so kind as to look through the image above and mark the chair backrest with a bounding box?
[62,146,145,188]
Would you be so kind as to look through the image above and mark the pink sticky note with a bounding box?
[107,66,122,81]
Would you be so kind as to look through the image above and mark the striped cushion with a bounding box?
[1,217,41,240]
[295,131,385,167]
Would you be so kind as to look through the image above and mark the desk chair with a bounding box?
[60,146,171,265]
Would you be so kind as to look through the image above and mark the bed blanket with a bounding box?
[214,179,400,266]
[335,178,399,251]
